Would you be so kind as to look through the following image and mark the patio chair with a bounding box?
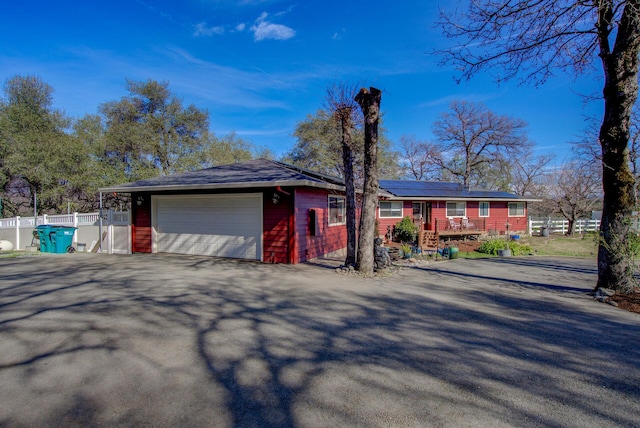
[448,217,461,230]
[461,217,475,229]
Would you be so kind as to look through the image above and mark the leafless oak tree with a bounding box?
[325,82,360,266]
[431,100,529,187]
[437,1,640,292]
[545,161,602,235]
[398,135,439,180]
[511,148,555,197]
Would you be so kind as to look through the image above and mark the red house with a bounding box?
[100,160,535,264]
[378,180,534,239]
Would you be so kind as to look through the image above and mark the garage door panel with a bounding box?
[155,195,262,260]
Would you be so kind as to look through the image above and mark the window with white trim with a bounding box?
[508,202,525,217]
[379,201,403,218]
[328,195,346,226]
[479,201,490,217]
[446,201,466,217]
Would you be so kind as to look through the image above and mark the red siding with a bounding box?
[479,201,528,234]
[132,196,152,253]
[377,201,413,239]
[294,188,348,263]
[263,190,291,263]
[376,199,529,236]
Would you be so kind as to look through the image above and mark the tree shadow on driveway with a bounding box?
[0,254,638,427]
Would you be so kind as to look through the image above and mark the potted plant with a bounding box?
[400,243,412,259]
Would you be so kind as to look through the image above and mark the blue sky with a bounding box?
[1,0,604,161]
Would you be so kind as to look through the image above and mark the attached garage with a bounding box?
[99,159,349,264]
[153,194,262,260]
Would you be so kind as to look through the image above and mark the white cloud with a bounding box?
[332,28,346,41]
[235,23,246,32]
[250,12,295,41]
[193,22,225,37]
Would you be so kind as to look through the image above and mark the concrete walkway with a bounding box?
[0,254,638,427]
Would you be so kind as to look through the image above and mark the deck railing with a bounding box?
[434,217,486,233]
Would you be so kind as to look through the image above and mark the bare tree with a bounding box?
[325,82,360,266]
[544,161,602,235]
[398,135,439,180]
[355,87,382,274]
[574,109,640,205]
[511,147,555,197]
[431,100,529,188]
[437,1,640,292]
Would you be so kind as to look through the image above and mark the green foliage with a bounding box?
[394,216,418,243]
[400,243,412,257]
[285,109,401,180]
[0,75,81,215]
[477,239,532,256]
[99,79,210,180]
[596,218,640,292]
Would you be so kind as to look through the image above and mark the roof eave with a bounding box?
[382,195,542,202]
[99,179,345,194]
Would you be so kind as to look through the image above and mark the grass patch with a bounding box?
[0,251,24,259]
[516,235,598,257]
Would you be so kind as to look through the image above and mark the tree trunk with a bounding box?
[338,108,357,266]
[596,2,640,292]
[355,87,382,274]
[566,218,575,236]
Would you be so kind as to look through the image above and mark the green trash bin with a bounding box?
[35,225,53,253]
[49,226,77,253]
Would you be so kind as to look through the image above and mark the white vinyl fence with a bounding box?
[528,217,601,235]
[0,211,130,254]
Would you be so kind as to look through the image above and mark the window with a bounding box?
[328,196,346,225]
[379,201,403,218]
[479,202,490,217]
[508,202,525,217]
[446,201,466,217]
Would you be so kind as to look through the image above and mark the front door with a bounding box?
[412,202,426,230]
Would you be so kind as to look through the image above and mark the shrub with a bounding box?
[477,239,532,256]
[477,239,505,255]
[394,216,418,243]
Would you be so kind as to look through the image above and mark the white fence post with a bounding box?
[42,214,48,225]
[15,216,20,251]
[73,212,79,244]
[108,210,113,254]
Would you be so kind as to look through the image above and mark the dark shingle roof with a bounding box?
[100,159,345,193]
[379,180,531,201]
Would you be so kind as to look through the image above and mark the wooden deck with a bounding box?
[435,229,484,240]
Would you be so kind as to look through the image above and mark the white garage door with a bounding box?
[154,194,262,260]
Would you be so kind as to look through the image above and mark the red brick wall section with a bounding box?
[132,195,152,253]
[295,188,348,263]
[263,190,291,263]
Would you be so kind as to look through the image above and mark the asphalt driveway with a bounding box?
[0,254,639,427]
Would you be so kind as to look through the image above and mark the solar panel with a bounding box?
[379,180,524,199]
